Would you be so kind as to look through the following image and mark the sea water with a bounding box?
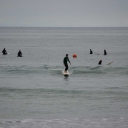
[0,27,128,128]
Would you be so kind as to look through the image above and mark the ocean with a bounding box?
[0,27,128,128]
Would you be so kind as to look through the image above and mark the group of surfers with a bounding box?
[2,48,107,73]
[2,48,22,57]
[63,49,107,73]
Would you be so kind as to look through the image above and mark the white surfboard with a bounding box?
[62,70,69,76]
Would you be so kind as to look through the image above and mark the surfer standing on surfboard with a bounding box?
[63,54,71,73]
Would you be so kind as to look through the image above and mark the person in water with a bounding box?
[17,50,22,57]
[90,49,93,54]
[104,50,107,55]
[63,54,71,72]
[2,48,7,55]
[98,60,102,65]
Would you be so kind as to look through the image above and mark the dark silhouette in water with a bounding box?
[63,54,71,72]
[2,48,7,55]
[17,50,22,57]
[104,50,107,55]
[90,49,93,54]
[98,60,102,65]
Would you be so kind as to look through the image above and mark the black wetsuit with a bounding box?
[90,49,93,54]
[2,49,7,55]
[17,51,22,57]
[63,57,70,71]
[104,50,107,55]
[98,60,102,65]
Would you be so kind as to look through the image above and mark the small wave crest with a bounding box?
[0,87,83,94]
[0,65,127,76]
[0,117,128,128]
[70,66,128,75]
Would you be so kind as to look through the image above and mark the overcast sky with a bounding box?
[0,0,128,27]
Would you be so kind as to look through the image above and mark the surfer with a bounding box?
[98,60,102,65]
[63,54,71,72]
[2,48,7,55]
[104,50,107,55]
[17,50,22,57]
[90,49,93,54]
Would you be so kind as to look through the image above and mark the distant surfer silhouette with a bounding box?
[98,60,102,65]
[63,54,71,72]
[104,50,107,55]
[90,49,93,54]
[17,50,22,57]
[2,48,7,55]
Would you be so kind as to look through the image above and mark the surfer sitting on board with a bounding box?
[90,49,93,54]
[63,54,71,72]
[98,60,102,65]
[2,48,7,55]
[17,50,22,57]
[104,50,107,55]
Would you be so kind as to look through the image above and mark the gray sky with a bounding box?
[0,0,128,27]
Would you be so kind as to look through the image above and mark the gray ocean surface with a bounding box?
[0,27,128,128]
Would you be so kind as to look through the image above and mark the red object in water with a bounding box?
[72,54,77,58]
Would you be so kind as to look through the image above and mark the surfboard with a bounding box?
[2,53,10,55]
[107,61,114,65]
[17,55,22,57]
[62,70,69,76]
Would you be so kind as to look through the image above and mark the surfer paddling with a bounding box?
[63,54,71,73]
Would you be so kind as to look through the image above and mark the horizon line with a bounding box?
[0,26,128,28]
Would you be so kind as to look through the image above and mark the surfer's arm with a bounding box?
[68,60,71,65]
